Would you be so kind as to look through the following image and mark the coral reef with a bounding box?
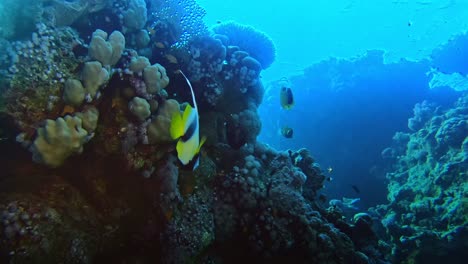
[212,21,276,69]
[407,100,441,131]
[30,114,93,168]
[149,0,207,46]
[380,94,468,264]
[0,0,109,40]
[88,29,125,67]
[0,0,390,263]
[186,35,226,82]
[0,183,104,263]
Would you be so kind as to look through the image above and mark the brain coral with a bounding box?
[212,21,276,69]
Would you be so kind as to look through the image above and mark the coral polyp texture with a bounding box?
[379,94,468,264]
[212,21,276,69]
[0,0,391,263]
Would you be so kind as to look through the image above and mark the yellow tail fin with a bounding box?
[196,136,207,154]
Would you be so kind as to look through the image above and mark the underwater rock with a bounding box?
[47,0,109,27]
[161,190,214,264]
[3,25,84,132]
[380,94,468,263]
[199,111,227,145]
[123,0,148,32]
[408,100,439,131]
[187,35,226,81]
[435,116,468,148]
[238,56,262,91]
[226,108,262,149]
[0,181,104,263]
[0,0,45,40]
[208,148,376,263]
[289,148,326,198]
[0,0,393,262]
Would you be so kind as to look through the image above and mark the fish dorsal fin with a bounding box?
[177,70,198,110]
[182,104,194,124]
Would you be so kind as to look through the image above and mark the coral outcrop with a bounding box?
[380,94,468,264]
[30,113,96,168]
[0,0,390,263]
[213,21,276,69]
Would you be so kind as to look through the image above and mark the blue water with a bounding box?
[1,0,467,262]
[199,0,468,206]
[199,0,468,80]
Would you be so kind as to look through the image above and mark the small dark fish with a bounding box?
[280,126,293,138]
[216,20,222,24]
[351,185,360,194]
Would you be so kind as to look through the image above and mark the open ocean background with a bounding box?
[200,0,468,207]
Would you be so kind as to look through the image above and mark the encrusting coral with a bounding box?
[379,94,468,264]
[0,0,391,263]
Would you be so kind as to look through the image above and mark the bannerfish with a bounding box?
[279,81,294,110]
[170,70,206,169]
[280,126,293,138]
